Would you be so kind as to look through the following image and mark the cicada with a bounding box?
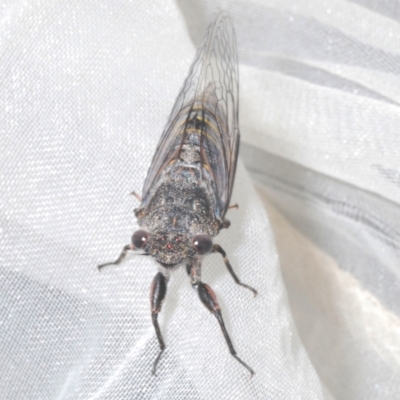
[99,11,257,376]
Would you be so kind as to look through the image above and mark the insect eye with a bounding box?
[131,230,149,249]
[192,234,213,255]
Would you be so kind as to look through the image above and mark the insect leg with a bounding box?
[194,278,254,377]
[130,190,142,202]
[228,203,239,210]
[98,244,132,270]
[186,263,192,276]
[212,244,257,296]
[150,272,168,376]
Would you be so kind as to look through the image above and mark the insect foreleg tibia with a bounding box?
[212,244,257,296]
[228,203,239,210]
[130,190,142,202]
[97,244,132,270]
[196,282,255,377]
[150,272,168,376]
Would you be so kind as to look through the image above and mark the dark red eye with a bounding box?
[192,234,213,255]
[131,230,149,249]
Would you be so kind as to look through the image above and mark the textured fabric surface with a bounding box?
[1,0,399,399]
[0,1,326,399]
[244,147,400,399]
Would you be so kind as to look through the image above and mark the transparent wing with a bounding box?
[141,12,239,218]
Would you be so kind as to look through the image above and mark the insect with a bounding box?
[98,11,257,376]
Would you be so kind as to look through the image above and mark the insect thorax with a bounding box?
[137,133,220,238]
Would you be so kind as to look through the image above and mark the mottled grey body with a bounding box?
[98,12,256,377]
[135,115,223,266]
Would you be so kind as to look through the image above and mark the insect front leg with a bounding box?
[130,190,142,202]
[98,244,132,270]
[150,271,168,375]
[190,264,254,377]
[212,244,257,296]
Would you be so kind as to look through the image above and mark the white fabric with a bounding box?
[1,0,399,398]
